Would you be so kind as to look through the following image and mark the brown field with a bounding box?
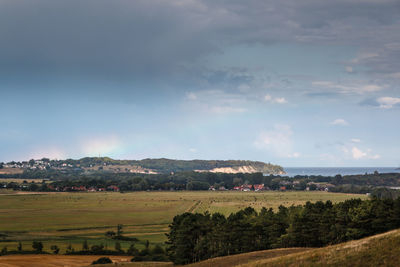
[0,255,132,267]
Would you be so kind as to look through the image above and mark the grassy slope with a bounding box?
[87,249,310,267]
[238,229,400,267]
[185,248,312,267]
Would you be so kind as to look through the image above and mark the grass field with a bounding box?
[0,191,367,254]
[0,168,24,175]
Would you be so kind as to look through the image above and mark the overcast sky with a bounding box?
[1,0,400,167]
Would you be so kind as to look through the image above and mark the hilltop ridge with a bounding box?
[0,157,284,175]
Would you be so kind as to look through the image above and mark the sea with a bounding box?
[282,167,400,177]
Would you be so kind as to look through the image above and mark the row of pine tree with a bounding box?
[166,197,400,264]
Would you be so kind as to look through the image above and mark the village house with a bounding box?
[253,184,265,191]
[107,185,120,192]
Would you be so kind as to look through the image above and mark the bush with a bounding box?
[32,241,43,252]
[92,257,112,265]
[91,244,104,253]
[50,245,60,254]
[131,255,149,262]
[127,243,138,256]
[152,245,164,255]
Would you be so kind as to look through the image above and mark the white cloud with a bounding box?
[376,96,400,109]
[351,138,361,143]
[349,146,380,160]
[184,89,248,115]
[361,85,383,93]
[345,66,353,73]
[254,124,300,158]
[209,106,246,114]
[330,119,349,126]
[312,81,384,94]
[350,53,379,64]
[275,97,288,104]
[287,152,301,158]
[369,154,381,160]
[81,136,121,156]
[351,147,367,159]
[264,94,272,101]
[185,92,197,100]
[264,94,288,104]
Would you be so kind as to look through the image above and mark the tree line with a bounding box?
[0,239,167,262]
[2,170,400,195]
[166,197,400,264]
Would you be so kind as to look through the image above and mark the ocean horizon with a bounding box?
[282,167,400,177]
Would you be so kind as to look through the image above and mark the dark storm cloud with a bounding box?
[1,0,400,89]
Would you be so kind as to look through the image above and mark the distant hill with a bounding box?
[63,157,285,174]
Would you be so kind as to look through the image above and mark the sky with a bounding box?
[1,0,400,167]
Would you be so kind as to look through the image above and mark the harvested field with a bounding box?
[0,255,132,267]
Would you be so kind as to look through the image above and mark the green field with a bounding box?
[0,191,367,253]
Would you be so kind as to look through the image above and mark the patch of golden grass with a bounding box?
[186,248,311,267]
[238,229,400,267]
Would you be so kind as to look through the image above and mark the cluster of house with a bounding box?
[1,159,76,171]
[2,160,51,170]
[233,184,268,191]
[209,182,335,192]
[47,185,120,192]
[2,159,156,174]
[209,184,270,192]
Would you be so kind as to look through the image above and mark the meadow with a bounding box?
[0,191,367,253]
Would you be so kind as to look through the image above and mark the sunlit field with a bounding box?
[0,191,367,253]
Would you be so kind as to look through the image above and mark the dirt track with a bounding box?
[0,255,132,267]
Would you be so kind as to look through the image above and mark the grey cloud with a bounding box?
[1,0,400,91]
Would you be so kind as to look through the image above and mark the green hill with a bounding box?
[64,157,284,174]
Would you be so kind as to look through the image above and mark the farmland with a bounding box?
[0,191,367,253]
